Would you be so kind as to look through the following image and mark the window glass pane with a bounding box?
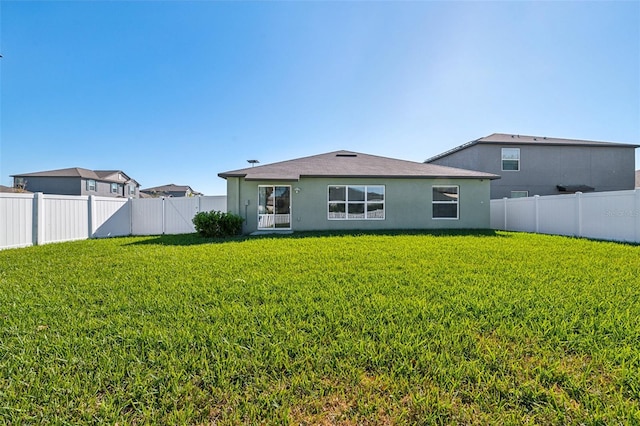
[329,203,346,219]
[502,160,519,171]
[502,148,520,160]
[329,186,346,201]
[433,186,458,202]
[348,203,365,218]
[433,203,458,218]
[367,186,384,201]
[511,191,528,198]
[259,187,273,214]
[367,203,384,219]
[275,186,290,214]
[348,186,365,201]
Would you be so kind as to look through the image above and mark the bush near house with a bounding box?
[0,231,639,424]
[192,210,243,238]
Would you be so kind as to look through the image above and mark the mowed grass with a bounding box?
[1,231,639,424]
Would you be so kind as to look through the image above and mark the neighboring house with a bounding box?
[0,185,31,193]
[11,168,140,198]
[425,133,639,199]
[140,184,203,198]
[218,150,498,234]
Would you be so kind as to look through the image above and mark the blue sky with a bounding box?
[1,1,638,195]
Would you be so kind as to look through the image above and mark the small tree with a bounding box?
[192,211,243,238]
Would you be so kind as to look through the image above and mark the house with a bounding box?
[11,168,140,198]
[218,150,498,234]
[425,133,639,199]
[140,184,203,198]
[0,185,31,193]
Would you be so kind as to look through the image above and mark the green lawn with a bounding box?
[1,231,639,424]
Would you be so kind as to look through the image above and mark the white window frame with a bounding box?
[432,185,459,220]
[502,148,520,171]
[129,185,136,195]
[86,179,96,191]
[510,190,529,198]
[111,183,119,194]
[327,185,385,220]
[258,185,292,230]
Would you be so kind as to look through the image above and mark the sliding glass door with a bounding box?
[258,186,291,229]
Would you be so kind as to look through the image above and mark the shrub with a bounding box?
[192,210,243,238]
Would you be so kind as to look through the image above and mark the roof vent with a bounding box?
[336,153,357,157]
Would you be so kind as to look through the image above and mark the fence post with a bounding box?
[575,192,583,237]
[635,189,640,243]
[162,197,166,235]
[502,197,508,230]
[33,192,45,246]
[88,195,96,238]
[534,195,540,233]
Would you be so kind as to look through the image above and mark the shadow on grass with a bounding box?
[125,229,509,247]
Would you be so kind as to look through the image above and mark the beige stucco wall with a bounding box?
[226,176,492,234]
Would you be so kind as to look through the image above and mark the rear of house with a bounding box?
[219,151,498,234]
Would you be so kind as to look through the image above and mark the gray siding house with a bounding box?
[140,184,203,198]
[219,150,498,234]
[425,133,639,199]
[11,168,140,198]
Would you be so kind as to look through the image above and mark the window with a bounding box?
[128,185,136,195]
[258,186,291,229]
[502,148,520,171]
[86,179,96,191]
[328,185,385,220]
[432,186,459,219]
[510,190,529,198]
[111,183,119,194]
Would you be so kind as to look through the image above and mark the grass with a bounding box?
[1,230,639,424]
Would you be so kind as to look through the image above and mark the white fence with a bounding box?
[0,193,227,250]
[491,190,640,243]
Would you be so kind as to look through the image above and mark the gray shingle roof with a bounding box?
[12,168,137,184]
[141,184,202,194]
[425,133,640,163]
[219,150,499,181]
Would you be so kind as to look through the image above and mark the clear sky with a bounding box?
[1,1,638,195]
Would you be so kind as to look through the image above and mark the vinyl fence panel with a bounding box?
[164,197,200,235]
[0,193,34,249]
[491,190,640,243]
[131,197,164,235]
[43,194,90,244]
[92,197,130,238]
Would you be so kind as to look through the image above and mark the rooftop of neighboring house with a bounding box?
[0,184,31,193]
[425,133,640,163]
[11,167,139,185]
[219,150,500,181]
[140,184,203,196]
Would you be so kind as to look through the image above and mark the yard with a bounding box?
[1,231,639,424]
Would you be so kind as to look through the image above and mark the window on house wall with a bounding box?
[432,186,459,219]
[129,185,136,195]
[86,180,96,191]
[510,190,529,198]
[502,148,520,171]
[111,183,119,193]
[328,185,385,220]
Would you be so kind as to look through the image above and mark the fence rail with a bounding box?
[490,190,640,243]
[1,193,227,250]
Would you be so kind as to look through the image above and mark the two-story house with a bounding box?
[425,133,639,199]
[11,168,140,198]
